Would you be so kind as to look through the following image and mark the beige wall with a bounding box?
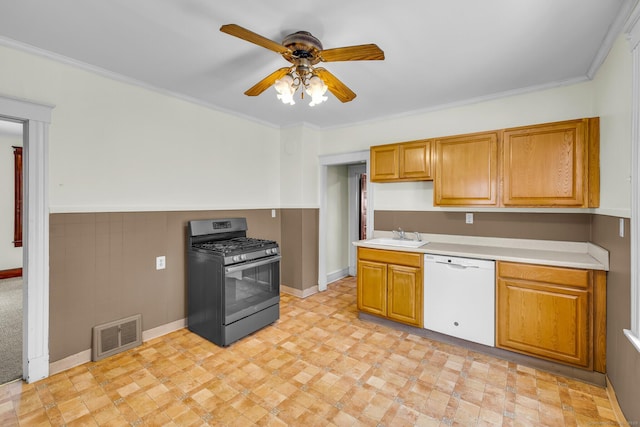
[591,215,636,422]
[49,209,281,361]
[280,209,318,295]
[0,44,282,214]
[375,211,592,242]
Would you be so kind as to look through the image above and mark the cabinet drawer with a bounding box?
[358,247,422,267]
[497,262,589,289]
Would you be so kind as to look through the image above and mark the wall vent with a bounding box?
[92,314,142,361]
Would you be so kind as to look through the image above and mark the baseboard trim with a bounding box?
[0,268,22,279]
[606,376,630,426]
[281,284,319,298]
[49,318,187,376]
[326,268,349,285]
[142,318,187,342]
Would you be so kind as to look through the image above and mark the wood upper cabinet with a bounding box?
[371,139,432,182]
[433,131,499,206]
[502,118,599,207]
[496,261,607,372]
[357,247,423,327]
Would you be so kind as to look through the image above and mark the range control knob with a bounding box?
[241,254,247,260]
[232,255,240,262]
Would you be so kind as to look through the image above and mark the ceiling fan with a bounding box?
[220,24,385,105]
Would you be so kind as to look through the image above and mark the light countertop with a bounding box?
[353,231,609,271]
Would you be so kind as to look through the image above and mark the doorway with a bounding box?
[318,150,373,291]
[0,95,53,383]
[0,118,23,384]
[348,164,367,276]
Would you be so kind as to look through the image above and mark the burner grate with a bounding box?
[194,237,276,254]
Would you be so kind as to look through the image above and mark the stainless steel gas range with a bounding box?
[186,218,280,346]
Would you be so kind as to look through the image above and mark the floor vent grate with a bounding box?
[92,314,142,361]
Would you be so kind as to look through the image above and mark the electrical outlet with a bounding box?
[271,209,276,218]
[156,256,166,270]
[620,218,625,238]
[465,213,474,224]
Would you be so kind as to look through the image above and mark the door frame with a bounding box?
[0,94,53,382]
[318,150,372,291]
[348,163,367,276]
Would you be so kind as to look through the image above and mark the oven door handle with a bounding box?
[225,255,281,274]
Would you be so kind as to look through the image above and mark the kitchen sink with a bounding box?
[365,237,427,248]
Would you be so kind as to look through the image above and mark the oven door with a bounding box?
[223,255,280,325]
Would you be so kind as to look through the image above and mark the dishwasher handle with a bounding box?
[434,261,479,269]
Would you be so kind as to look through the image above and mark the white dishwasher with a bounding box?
[424,254,495,346]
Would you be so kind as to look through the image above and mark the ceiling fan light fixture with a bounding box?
[306,75,328,107]
[274,74,296,105]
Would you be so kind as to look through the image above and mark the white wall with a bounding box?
[0,133,22,270]
[0,44,281,213]
[279,126,320,208]
[315,54,631,216]
[325,164,349,276]
[593,35,633,218]
[0,33,631,218]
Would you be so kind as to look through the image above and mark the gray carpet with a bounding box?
[0,278,22,384]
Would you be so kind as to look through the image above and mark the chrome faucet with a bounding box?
[392,228,422,241]
[392,227,406,240]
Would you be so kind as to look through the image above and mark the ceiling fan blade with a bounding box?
[245,67,291,96]
[220,24,291,55]
[314,68,356,103]
[320,44,385,62]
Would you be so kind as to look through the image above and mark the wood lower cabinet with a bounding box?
[502,118,599,207]
[371,139,432,182]
[357,247,423,327]
[433,131,499,206]
[357,260,387,316]
[496,261,606,372]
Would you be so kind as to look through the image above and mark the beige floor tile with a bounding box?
[0,276,623,426]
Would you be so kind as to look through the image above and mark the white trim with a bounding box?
[142,318,187,342]
[624,329,640,352]
[49,204,290,214]
[49,350,92,376]
[281,284,319,298]
[326,268,350,285]
[0,36,281,131]
[348,164,367,276]
[588,0,640,78]
[0,93,53,383]
[627,5,640,352]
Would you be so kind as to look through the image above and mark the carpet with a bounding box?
[0,278,22,384]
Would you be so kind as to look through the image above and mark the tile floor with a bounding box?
[0,276,623,426]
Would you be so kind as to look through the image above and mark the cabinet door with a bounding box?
[399,140,432,180]
[387,264,422,327]
[371,144,399,181]
[434,132,499,206]
[496,263,591,368]
[357,260,387,316]
[502,119,594,207]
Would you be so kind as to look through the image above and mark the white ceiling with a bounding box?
[0,0,635,129]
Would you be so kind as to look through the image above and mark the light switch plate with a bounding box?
[465,213,474,224]
[620,218,625,238]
